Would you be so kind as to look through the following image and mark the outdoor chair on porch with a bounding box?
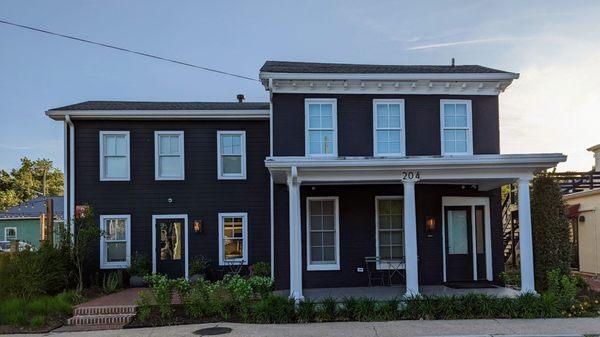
[364,257,386,286]
[225,259,245,276]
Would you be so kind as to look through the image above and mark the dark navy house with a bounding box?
[47,61,565,299]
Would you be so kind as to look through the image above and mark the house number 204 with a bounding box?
[401,171,420,180]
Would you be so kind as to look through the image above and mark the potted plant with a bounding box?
[189,255,211,283]
[128,252,151,287]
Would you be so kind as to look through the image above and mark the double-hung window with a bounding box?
[305,99,337,156]
[373,99,405,156]
[155,131,185,180]
[99,131,130,181]
[375,197,404,269]
[440,100,473,155]
[217,131,246,180]
[99,215,131,269]
[306,197,339,270]
[4,227,17,241]
[218,213,248,265]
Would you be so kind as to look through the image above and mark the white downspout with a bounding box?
[63,120,68,232]
[269,78,275,279]
[65,115,75,238]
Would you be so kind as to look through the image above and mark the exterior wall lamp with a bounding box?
[193,220,203,234]
[425,216,436,238]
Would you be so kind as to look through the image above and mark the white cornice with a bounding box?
[260,72,519,81]
[46,109,270,121]
[264,79,515,95]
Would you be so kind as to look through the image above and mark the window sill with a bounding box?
[218,175,247,180]
[307,263,340,271]
[155,176,185,181]
[219,259,248,266]
[100,262,129,269]
[100,177,131,182]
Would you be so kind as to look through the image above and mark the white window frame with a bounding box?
[306,196,340,271]
[305,98,338,157]
[218,212,249,266]
[375,196,405,270]
[217,131,247,180]
[99,131,130,181]
[99,214,131,269]
[4,227,17,240]
[440,99,473,156]
[154,131,185,180]
[373,99,406,157]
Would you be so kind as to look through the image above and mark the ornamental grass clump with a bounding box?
[250,295,296,323]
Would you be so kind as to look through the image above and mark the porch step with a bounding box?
[73,305,137,316]
[67,313,136,326]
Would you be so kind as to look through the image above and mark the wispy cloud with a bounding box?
[0,140,62,151]
[407,37,529,50]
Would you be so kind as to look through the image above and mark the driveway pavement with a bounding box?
[14,318,600,337]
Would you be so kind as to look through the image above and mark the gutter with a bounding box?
[65,115,75,238]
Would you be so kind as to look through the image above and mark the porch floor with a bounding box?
[274,285,520,301]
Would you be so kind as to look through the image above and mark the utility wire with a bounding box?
[0,19,259,82]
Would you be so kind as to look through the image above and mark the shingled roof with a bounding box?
[260,60,513,74]
[0,196,63,219]
[48,101,270,111]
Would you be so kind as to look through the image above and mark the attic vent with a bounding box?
[237,94,245,103]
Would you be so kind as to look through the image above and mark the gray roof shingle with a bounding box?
[260,60,513,74]
[49,101,270,111]
[0,196,64,219]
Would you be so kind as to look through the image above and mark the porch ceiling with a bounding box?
[265,153,566,189]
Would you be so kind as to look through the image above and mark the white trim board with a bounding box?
[46,109,270,121]
[441,197,492,282]
[151,214,189,279]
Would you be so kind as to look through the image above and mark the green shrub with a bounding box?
[144,274,183,320]
[182,280,210,319]
[250,295,296,323]
[547,268,579,309]
[206,280,234,319]
[355,298,376,321]
[251,262,271,277]
[189,256,211,276]
[128,252,151,277]
[0,292,73,327]
[500,270,521,287]
[338,297,358,321]
[531,174,571,290]
[375,298,399,320]
[297,299,317,323]
[402,295,435,319]
[135,290,153,322]
[30,315,45,328]
[248,276,274,299]
[316,297,338,322]
[102,271,122,294]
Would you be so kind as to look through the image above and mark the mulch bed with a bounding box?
[125,305,234,329]
[0,318,65,334]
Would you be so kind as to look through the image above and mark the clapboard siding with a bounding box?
[272,93,499,157]
[74,120,271,276]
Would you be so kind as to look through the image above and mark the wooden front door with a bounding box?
[444,206,473,282]
[155,218,185,278]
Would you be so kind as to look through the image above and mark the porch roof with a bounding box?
[265,153,566,189]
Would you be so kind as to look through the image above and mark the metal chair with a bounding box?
[364,256,386,287]
[226,259,245,276]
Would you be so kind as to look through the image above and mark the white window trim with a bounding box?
[217,131,247,180]
[151,214,189,278]
[373,99,406,157]
[304,98,338,157]
[4,227,17,240]
[99,131,130,181]
[440,99,473,156]
[154,131,185,180]
[218,212,249,266]
[99,214,131,269]
[306,196,340,271]
[375,196,406,270]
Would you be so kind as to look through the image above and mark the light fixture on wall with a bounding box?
[193,220,203,234]
[425,216,436,238]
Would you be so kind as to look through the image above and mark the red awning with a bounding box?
[567,203,581,218]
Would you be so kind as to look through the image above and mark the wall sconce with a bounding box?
[193,220,203,234]
[425,216,436,238]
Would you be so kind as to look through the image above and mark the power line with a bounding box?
[0,19,259,82]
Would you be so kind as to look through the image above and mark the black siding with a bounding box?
[272,93,500,157]
[74,120,271,276]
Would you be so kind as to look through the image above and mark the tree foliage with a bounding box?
[0,157,63,210]
[531,173,571,290]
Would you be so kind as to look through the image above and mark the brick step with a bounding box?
[67,313,136,326]
[73,305,136,316]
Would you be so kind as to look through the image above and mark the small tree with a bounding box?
[69,206,102,293]
[531,173,571,290]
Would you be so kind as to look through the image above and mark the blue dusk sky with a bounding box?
[0,1,599,171]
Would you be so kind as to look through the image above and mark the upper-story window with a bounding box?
[155,131,185,180]
[99,131,130,181]
[217,131,246,180]
[373,99,406,156]
[305,99,337,157]
[440,100,473,155]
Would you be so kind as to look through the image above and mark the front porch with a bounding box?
[275,285,520,301]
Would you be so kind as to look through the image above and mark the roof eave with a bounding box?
[259,71,519,82]
[46,109,270,121]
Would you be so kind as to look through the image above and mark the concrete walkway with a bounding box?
[18,318,600,337]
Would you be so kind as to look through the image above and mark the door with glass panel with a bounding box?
[444,206,473,282]
[156,218,185,278]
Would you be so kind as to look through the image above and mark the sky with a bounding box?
[0,0,599,171]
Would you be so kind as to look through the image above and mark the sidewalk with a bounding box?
[19,318,600,337]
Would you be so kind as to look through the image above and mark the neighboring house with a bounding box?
[0,196,64,248]
[46,60,565,298]
[558,145,600,275]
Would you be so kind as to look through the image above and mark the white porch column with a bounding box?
[403,180,419,296]
[288,167,303,300]
[518,178,536,294]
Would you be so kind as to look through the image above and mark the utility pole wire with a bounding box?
[0,19,259,82]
